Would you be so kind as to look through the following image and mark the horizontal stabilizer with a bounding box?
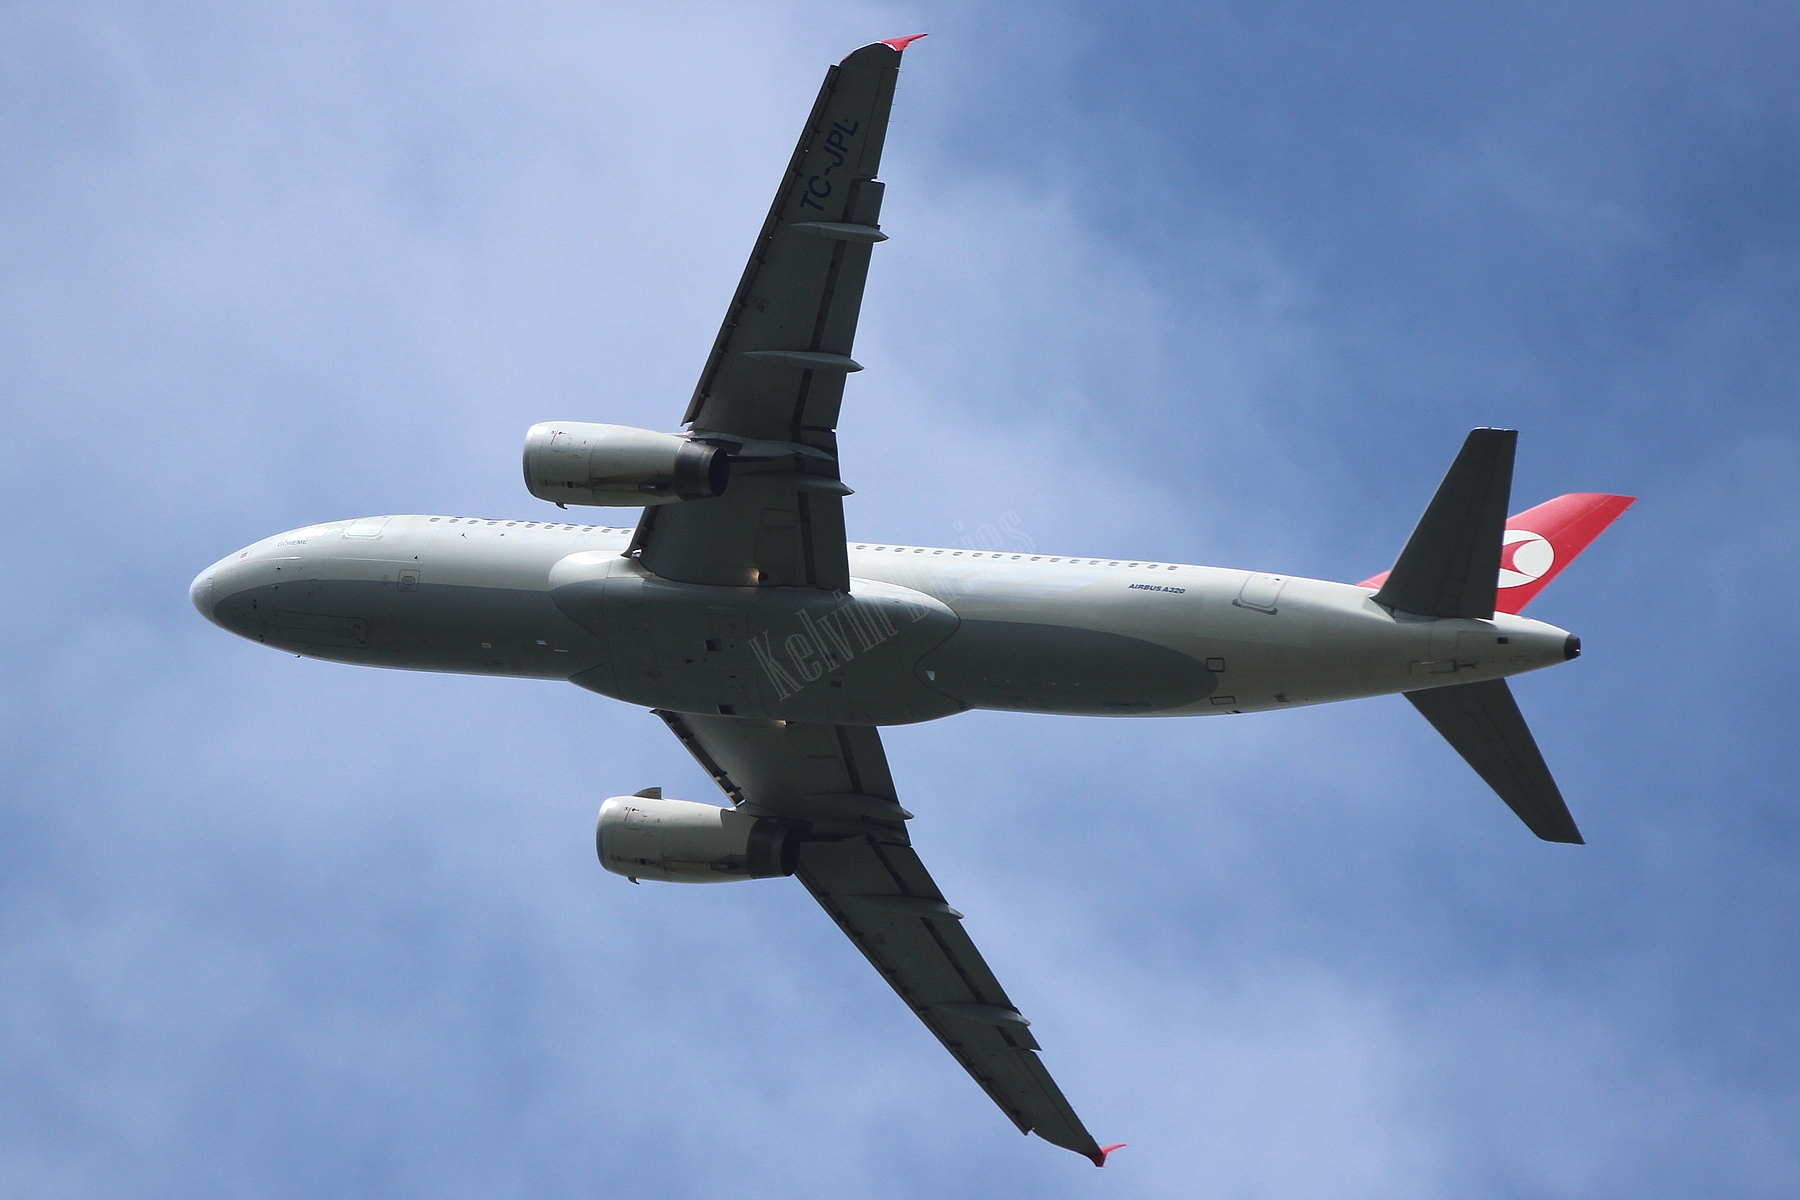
[1372,429,1516,619]
[1405,679,1583,843]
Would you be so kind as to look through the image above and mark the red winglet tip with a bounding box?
[880,33,929,52]
[1089,1143,1126,1167]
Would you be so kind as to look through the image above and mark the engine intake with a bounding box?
[596,795,800,883]
[523,422,728,506]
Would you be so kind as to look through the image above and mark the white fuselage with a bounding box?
[191,514,1577,724]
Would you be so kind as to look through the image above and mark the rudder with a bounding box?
[1493,493,1635,614]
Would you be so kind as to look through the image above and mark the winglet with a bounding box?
[879,33,929,52]
[1088,1143,1126,1167]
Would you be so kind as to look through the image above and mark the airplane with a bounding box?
[190,36,1634,1166]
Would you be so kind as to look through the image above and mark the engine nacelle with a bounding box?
[523,422,728,506]
[596,795,800,883]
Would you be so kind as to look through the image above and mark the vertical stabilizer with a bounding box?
[1492,493,1636,614]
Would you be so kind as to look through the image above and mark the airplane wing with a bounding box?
[653,708,1114,1164]
[627,39,916,593]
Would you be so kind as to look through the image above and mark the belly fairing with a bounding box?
[549,553,964,724]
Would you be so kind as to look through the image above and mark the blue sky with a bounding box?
[2,2,1796,1196]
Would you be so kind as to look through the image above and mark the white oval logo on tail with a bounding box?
[1498,530,1554,588]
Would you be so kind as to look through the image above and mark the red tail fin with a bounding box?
[1359,493,1634,614]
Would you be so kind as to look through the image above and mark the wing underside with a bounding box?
[626,42,1110,1165]
[630,40,909,594]
[655,710,1108,1162]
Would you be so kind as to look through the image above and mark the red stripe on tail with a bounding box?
[1359,493,1634,613]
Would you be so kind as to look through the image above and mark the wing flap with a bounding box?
[656,709,903,835]
[631,471,850,590]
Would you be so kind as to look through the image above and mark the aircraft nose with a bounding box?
[189,566,216,621]
[190,562,223,626]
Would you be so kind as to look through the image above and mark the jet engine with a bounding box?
[596,795,800,883]
[523,422,729,506]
